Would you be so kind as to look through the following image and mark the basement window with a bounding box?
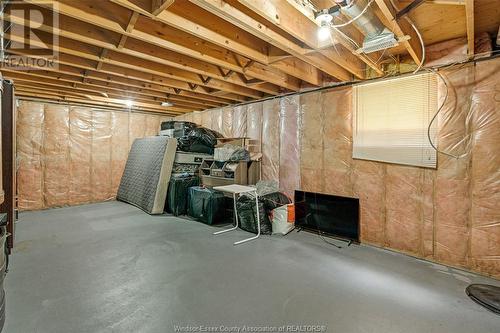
[353,73,438,169]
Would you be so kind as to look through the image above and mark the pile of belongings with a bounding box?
[236,191,291,235]
[161,121,224,155]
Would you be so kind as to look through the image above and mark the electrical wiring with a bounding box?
[330,0,375,28]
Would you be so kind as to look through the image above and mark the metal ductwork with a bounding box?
[334,0,399,53]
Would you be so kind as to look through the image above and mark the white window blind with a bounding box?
[353,73,438,168]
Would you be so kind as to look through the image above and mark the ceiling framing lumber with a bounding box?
[234,0,384,76]
[14,81,203,112]
[23,0,304,90]
[105,0,333,86]
[464,0,474,57]
[5,15,271,98]
[152,0,175,16]
[16,90,180,115]
[3,70,218,109]
[6,28,263,100]
[374,0,424,65]
[190,0,356,81]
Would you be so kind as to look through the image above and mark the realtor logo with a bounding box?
[0,0,59,70]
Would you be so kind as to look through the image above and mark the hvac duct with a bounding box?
[335,0,399,53]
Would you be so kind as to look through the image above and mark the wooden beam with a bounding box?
[126,11,140,32]
[152,0,175,16]
[5,9,283,95]
[374,0,423,65]
[3,70,216,109]
[6,27,265,100]
[110,0,268,63]
[426,0,465,5]
[6,47,240,105]
[14,81,204,111]
[15,88,186,115]
[465,0,474,57]
[234,0,384,75]
[190,0,358,81]
[25,0,304,90]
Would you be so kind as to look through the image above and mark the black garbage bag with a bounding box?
[236,192,291,235]
[177,127,223,154]
[165,175,200,216]
[260,192,291,212]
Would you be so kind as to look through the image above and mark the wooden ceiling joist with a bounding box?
[465,0,474,57]
[230,0,383,76]
[6,31,263,102]
[107,0,332,85]
[152,0,175,16]
[374,0,424,65]
[24,0,306,90]
[3,70,216,109]
[6,47,243,105]
[190,0,357,81]
[16,90,180,115]
[5,19,270,99]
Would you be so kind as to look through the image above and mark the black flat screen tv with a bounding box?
[294,191,360,242]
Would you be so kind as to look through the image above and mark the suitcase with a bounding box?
[165,176,200,216]
[187,187,227,225]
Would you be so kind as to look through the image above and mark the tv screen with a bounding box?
[294,191,359,242]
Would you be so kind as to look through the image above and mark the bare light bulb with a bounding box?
[124,100,133,108]
[318,25,331,41]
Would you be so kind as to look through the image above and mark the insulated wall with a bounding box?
[17,101,170,210]
[180,57,500,279]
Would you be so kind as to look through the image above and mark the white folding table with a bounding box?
[212,184,260,245]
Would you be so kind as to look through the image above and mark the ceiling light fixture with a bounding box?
[124,100,133,108]
[315,9,333,41]
[161,101,174,107]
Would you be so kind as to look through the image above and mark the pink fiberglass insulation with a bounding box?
[261,99,280,182]
[222,107,233,137]
[232,105,247,138]
[42,104,70,208]
[110,111,130,196]
[434,65,475,268]
[69,107,92,206]
[470,60,500,278]
[16,101,44,210]
[279,96,301,198]
[322,88,353,197]
[300,92,324,193]
[129,112,147,147]
[246,103,262,142]
[91,110,113,202]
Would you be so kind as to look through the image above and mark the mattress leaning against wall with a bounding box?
[117,136,177,215]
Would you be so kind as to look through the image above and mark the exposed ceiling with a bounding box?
[2,0,498,115]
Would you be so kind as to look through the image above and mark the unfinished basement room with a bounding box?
[0,0,499,332]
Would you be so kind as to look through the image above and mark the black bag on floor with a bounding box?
[236,192,291,235]
[166,175,200,216]
[187,187,226,225]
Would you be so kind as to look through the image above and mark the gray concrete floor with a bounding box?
[4,201,500,333]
